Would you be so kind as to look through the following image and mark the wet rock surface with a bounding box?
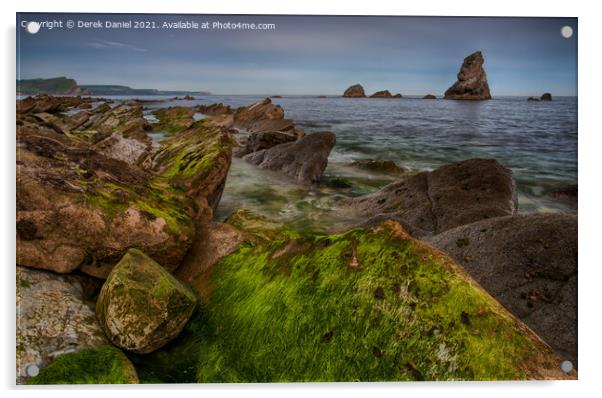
[341,159,517,237]
[444,51,492,100]
[96,249,197,354]
[425,213,577,366]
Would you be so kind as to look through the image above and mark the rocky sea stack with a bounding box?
[342,84,366,97]
[444,51,492,100]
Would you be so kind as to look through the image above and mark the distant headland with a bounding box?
[16,76,211,96]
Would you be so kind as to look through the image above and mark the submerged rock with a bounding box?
[423,94,437,99]
[341,159,517,237]
[425,213,577,366]
[343,84,366,98]
[444,51,492,100]
[26,345,138,385]
[136,215,573,382]
[16,266,107,383]
[349,159,406,175]
[244,132,336,184]
[96,249,197,354]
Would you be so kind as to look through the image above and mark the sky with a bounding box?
[16,13,578,96]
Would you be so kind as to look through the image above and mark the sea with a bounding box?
[70,95,580,231]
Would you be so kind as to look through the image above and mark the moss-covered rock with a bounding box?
[133,214,573,382]
[96,249,197,354]
[151,106,196,134]
[143,124,234,215]
[27,345,138,384]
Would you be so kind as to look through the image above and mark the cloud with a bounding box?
[86,40,148,52]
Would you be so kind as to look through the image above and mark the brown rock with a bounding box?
[341,159,517,237]
[370,90,395,98]
[349,159,406,175]
[444,51,492,100]
[423,94,437,99]
[343,84,366,98]
[176,221,250,301]
[424,213,577,366]
[541,93,553,101]
[16,266,107,382]
[244,132,336,184]
[234,131,298,157]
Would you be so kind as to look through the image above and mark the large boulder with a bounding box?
[341,159,517,237]
[343,84,366,98]
[424,213,577,366]
[444,51,492,100]
[96,249,197,354]
[541,93,553,101]
[244,132,336,184]
[136,215,573,382]
[16,266,107,383]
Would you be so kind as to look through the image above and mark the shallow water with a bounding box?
[104,95,577,226]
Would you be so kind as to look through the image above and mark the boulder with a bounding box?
[541,93,553,101]
[444,51,492,100]
[343,84,366,98]
[16,266,107,383]
[139,215,574,382]
[244,132,336,184]
[423,94,437,99]
[424,213,577,366]
[96,249,197,354]
[527,97,539,102]
[349,159,406,175]
[341,159,517,237]
[234,130,298,157]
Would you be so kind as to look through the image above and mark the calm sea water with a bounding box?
[102,95,578,228]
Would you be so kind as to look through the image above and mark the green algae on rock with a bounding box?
[96,249,197,354]
[133,215,572,382]
[27,345,139,385]
[143,124,234,214]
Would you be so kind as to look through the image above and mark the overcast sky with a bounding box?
[17,13,578,96]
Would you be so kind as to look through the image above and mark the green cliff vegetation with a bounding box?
[131,216,562,382]
[17,77,82,95]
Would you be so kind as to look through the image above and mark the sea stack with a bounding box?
[343,84,366,97]
[541,93,552,101]
[444,51,492,100]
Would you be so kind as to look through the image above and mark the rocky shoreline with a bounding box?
[16,94,577,383]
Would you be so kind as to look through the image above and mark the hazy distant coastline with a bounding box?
[16,76,211,96]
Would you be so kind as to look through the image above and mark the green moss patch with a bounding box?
[132,219,561,382]
[27,345,139,384]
